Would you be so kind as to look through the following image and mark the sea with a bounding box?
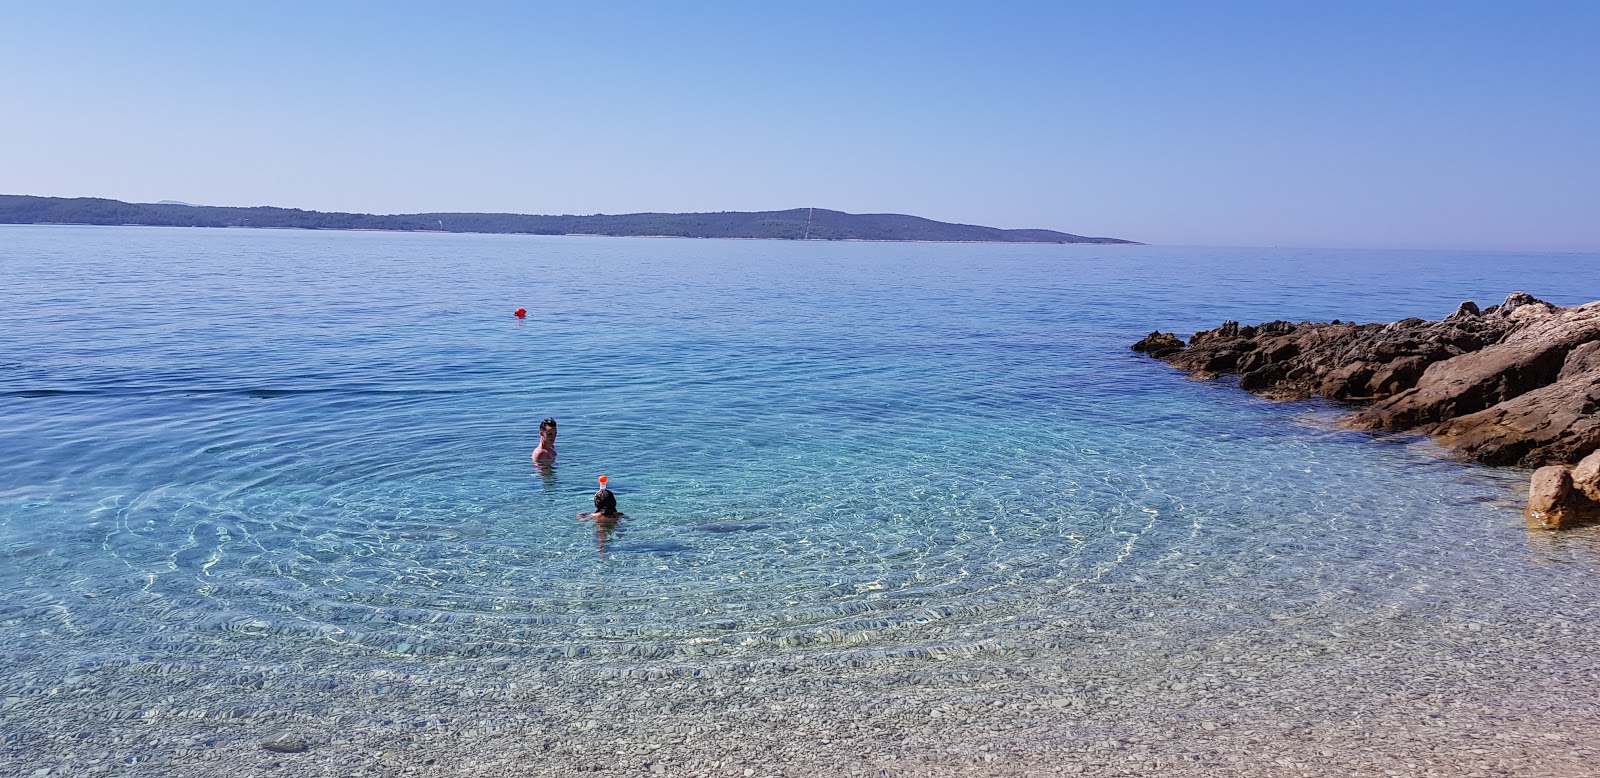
[3,224,1599,774]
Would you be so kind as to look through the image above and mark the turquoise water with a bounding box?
[3,225,1600,768]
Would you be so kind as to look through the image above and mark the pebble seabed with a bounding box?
[6,524,1600,778]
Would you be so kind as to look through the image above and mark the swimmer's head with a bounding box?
[593,488,617,514]
[539,418,557,441]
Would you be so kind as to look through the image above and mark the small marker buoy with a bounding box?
[514,308,527,319]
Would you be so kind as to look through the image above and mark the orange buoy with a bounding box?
[514,308,527,319]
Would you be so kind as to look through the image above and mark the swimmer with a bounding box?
[578,486,627,558]
[578,487,626,525]
[532,418,557,465]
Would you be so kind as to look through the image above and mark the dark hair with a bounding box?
[539,418,557,432]
[593,488,617,514]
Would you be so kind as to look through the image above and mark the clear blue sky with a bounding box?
[2,1,1596,250]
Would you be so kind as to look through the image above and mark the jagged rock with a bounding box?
[1527,466,1578,529]
[1166,303,1515,402]
[1136,292,1600,526]
[1499,291,1558,318]
[1429,366,1600,465]
[1131,331,1185,357]
[1446,300,1481,321]
[1435,335,1600,465]
[1573,449,1600,504]
[1523,451,1600,531]
[1348,299,1600,432]
[1143,292,1599,468]
[1560,340,1600,379]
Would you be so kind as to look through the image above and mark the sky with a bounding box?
[1,1,1596,251]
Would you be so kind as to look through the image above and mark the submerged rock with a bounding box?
[260,733,309,753]
[1135,292,1600,529]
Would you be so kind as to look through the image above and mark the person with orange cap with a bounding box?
[578,476,626,557]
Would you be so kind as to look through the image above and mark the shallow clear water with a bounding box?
[3,226,1600,768]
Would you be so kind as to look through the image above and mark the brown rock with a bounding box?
[1445,300,1481,320]
[1526,466,1578,530]
[1137,292,1600,470]
[1573,449,1600,504]
[1366,356,1430,398]
[1347,299,1600,432]
[1131,331,1185,357]
[1318,360,1373,399]
[1500,291,1558,318]
[1559,340,1600,379]
[1428,366,1600,465]
[1348,341,1566,430]
[1168,310,1505,404]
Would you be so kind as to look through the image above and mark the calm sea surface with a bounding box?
[3,225,1600,771]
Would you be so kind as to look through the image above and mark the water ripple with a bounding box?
[3,227,1600,761]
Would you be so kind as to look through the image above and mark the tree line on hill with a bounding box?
[0,195,1136,244]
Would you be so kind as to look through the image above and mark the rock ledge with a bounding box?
[1135,292,1600,529]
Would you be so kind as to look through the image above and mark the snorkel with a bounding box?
[592,475,619,515]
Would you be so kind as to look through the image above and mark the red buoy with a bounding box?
[514,308,527,319]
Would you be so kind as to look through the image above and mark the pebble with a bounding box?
[7,542,1600,778]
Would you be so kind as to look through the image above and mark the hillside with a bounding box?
[0,195,1137,244]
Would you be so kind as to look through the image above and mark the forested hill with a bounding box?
[0,195,1137,244]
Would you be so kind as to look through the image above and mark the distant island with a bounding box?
[0,195,1137,244]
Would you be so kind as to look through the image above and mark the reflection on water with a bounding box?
[1524,522,1600,565]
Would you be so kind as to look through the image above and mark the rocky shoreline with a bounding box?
[1134,292,1600,529]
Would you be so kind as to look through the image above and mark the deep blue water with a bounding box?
[3,225,1600,731]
